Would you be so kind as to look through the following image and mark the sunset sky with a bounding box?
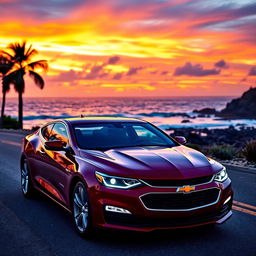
[0,0,256,97]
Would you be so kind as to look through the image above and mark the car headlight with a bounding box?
[214,167,228,182]
[95,171,141,189]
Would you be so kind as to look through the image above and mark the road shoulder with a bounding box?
[0,201,56,256]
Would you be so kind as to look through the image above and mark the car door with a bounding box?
[37,122,77,205]
[29,123,54,182]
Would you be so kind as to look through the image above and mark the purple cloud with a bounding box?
[161,71,169,75]
[108,56,120,65]
[173,62,220,77]
[127,67,143,76]
[215,60,228,68]
[248,66,256,76]
[50,70,81,82]
[112,73,123,80]
[85,64,108,79]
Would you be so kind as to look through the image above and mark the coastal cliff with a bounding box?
[219,87,256,119]
[194,87,256,119]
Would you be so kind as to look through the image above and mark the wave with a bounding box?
[23,115,74,120]
[23,112,192,120]
[136,112,191,118]
[23,113,130,120]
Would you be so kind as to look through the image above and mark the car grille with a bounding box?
[140,188,220,210]
[142,175,213,187]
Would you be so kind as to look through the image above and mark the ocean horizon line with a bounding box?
[4,95,236,99]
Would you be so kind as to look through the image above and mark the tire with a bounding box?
[72,181,94,238]
[21,158,36,198]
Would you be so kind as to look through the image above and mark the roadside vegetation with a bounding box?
[191,142,256,167]
[243,140,256,162]
[207,145,236,160]
[1,115,20,129]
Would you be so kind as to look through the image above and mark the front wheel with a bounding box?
[21,158,36,198]
[72,182,94,238]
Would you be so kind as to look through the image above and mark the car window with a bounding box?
[49,123,69,144]
[73,122,176,150]
[41,124,54,141]
[133,125,165,144]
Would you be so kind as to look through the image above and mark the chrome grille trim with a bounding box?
[139,188,221,212]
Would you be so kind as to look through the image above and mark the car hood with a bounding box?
[79,146,220,179]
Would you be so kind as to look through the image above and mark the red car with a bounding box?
[21,117,233,237]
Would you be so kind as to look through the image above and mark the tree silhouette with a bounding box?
[2,41,48,129]
[0,55,13,127]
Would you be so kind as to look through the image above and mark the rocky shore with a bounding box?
[193,87,256,119]
[168,126,256,148]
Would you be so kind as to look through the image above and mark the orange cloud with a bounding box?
[0,0,255,97]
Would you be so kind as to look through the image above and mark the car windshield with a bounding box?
[73,122,177,150]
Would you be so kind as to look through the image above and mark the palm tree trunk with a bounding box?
[0,91,6,128]
[18,91,23,129]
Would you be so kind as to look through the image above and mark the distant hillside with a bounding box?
[219,87,256,119]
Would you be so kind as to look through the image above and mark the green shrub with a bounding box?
[32,126,40,131]
[243,140,256,162]
[2,115,19,129]
[186,143,202,152]
[208,144,236,160]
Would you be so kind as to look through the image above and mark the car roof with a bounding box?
[64,117,147,125]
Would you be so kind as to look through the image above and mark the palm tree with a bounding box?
[2,41,48,129]
[0,55,13,127]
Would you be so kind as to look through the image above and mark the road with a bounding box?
[0,131,255,256]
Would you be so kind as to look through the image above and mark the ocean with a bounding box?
[3,97,256,129]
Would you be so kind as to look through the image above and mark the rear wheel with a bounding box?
[72,182,94,238]
[21,158,36,198]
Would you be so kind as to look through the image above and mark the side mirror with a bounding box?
[174,136,187,145]
[45,140,67,151]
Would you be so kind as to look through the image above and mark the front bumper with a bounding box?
[89,178,233,232]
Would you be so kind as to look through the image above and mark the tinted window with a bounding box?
[133,125,165,144]
[41,124,54,141]
[49,123,69,144]
[73,122,176,150]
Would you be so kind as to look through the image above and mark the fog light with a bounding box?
[105,205,131,214]
[224,196,231,205]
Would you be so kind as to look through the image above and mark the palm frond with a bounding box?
[29,70,45,89]
[25,44,32,57]
[0,55,14,76]
[7,41,28,63]
[25,48,38,61]
[27,60,48,71]
[2,41,47,96]
[7,41,40,63]
[0,50,15,61]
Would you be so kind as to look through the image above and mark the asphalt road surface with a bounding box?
[0,131,255,256]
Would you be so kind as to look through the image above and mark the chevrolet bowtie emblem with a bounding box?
[177,185,195,193]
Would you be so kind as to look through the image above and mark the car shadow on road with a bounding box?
[4,188,231,252]
[2,188,240,256]
[93,224,217,244]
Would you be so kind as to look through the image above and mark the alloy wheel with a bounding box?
[73,183,89,232]
[21,160,29,194]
